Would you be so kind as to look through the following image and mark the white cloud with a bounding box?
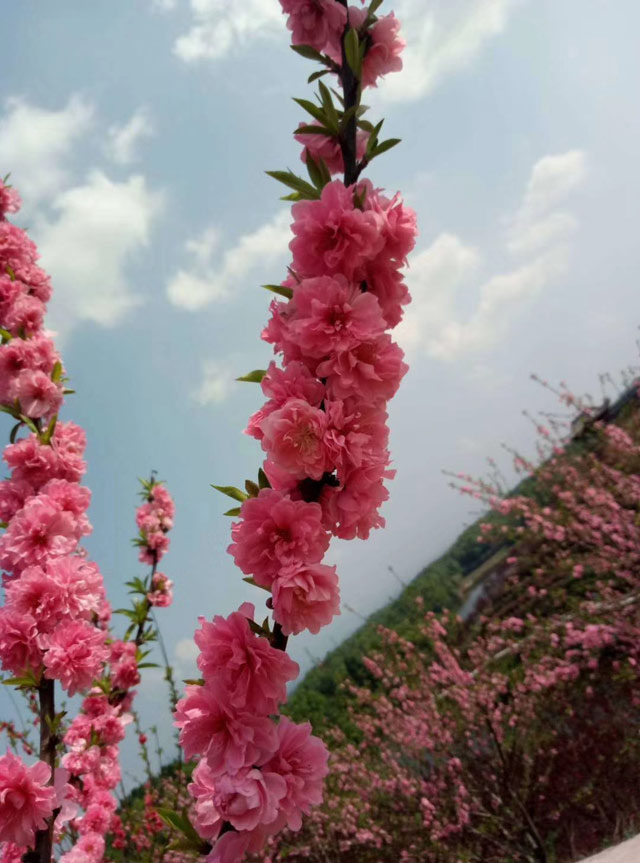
[192,359,234,406]
[507,150,587,255]
[106,108,154,165]
[427,246,569,359]
[37,171,163,338]
[380,0,523,102]
[0,95,93,207]
[402,150,587,360]
[167,210,290,310]
[398,233,481,352]
[174,0,282,63]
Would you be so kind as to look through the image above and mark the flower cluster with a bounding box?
[177,3,413,862]
[55,478,176,863]
[176,602,328,862]
[0,178,113,857]
[135,478,175,568]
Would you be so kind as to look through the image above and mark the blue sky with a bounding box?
[2,0,640,785]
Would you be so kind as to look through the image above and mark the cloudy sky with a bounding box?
[2,0,639,784]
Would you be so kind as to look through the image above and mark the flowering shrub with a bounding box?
[260,383,640,863]
[170,2,416,861]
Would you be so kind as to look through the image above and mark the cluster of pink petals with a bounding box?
[0,752,57,846]
[147,570,173,607]
[182,6,409,861]
[136,481,175,566]
[0,182,119,860]
[177,604,328,858]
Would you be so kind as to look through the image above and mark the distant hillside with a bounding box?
[284,516,506,735]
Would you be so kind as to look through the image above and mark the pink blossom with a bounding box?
[321,465,392,539]
[190,760,286,833]
[263,717,329,830]
[349,7,405,88]
[175,683,278,774]
[366,260,410,328]
[229,489,329,587]
[0,180,21,218]
[52,421,87,480]
[3,565,66,634]
[260,398,329,481]
[147,571,173,607]
[3,436,59,489]
[0,609,41,676]
[195,603,299,714]
[295,122,368,176]
[246,361,325,440]
[44,557,105,621]
[0,223,37,274]
[362,182,418,266]
[58,832,105,863]
[272,563,340,636]
[76,802,113,835]
[0,752,57,847]
[0,494,78,575]
[0,842,25,863]
[4,295,45,337]
[323,398,390,478]
[279,0,346,56]
[0,479,33,523]
[317,334,408,404]
[43,620,109,696]
[287,275,387,360]
[290,180,385,280]
[13,369,62,419]
[150,482,175,522]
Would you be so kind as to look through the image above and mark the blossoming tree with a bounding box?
[172,1,415,862]
[0,173,177,863]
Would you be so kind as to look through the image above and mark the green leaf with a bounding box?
[296,123,333,137]
[0,327,12,343]
[292,97,334,130]
[243,577,272,593]
[5,265,15,281]
[157,808,207,851]
[236,369,266,383]
[308,69,330,84]
[265,169,320,200]
[318,80,339,130]
[114,608,139,621]
[366,0,384,23]
[245,479,260,498]
[51,361,63,383]
[290,44,325,62]
[0,522,8,530]
[9,423,21,445]
[41,414,57,445]
[305,151,330,191]
[137,662,160,669]
[2,675,37,688]
[182,678,204,686]
[371,137,402,158]
[258,468,271,489]
[211,485,249,503]
[262,284,293,300]
[344,27,362,76]
[224,507,241,517]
